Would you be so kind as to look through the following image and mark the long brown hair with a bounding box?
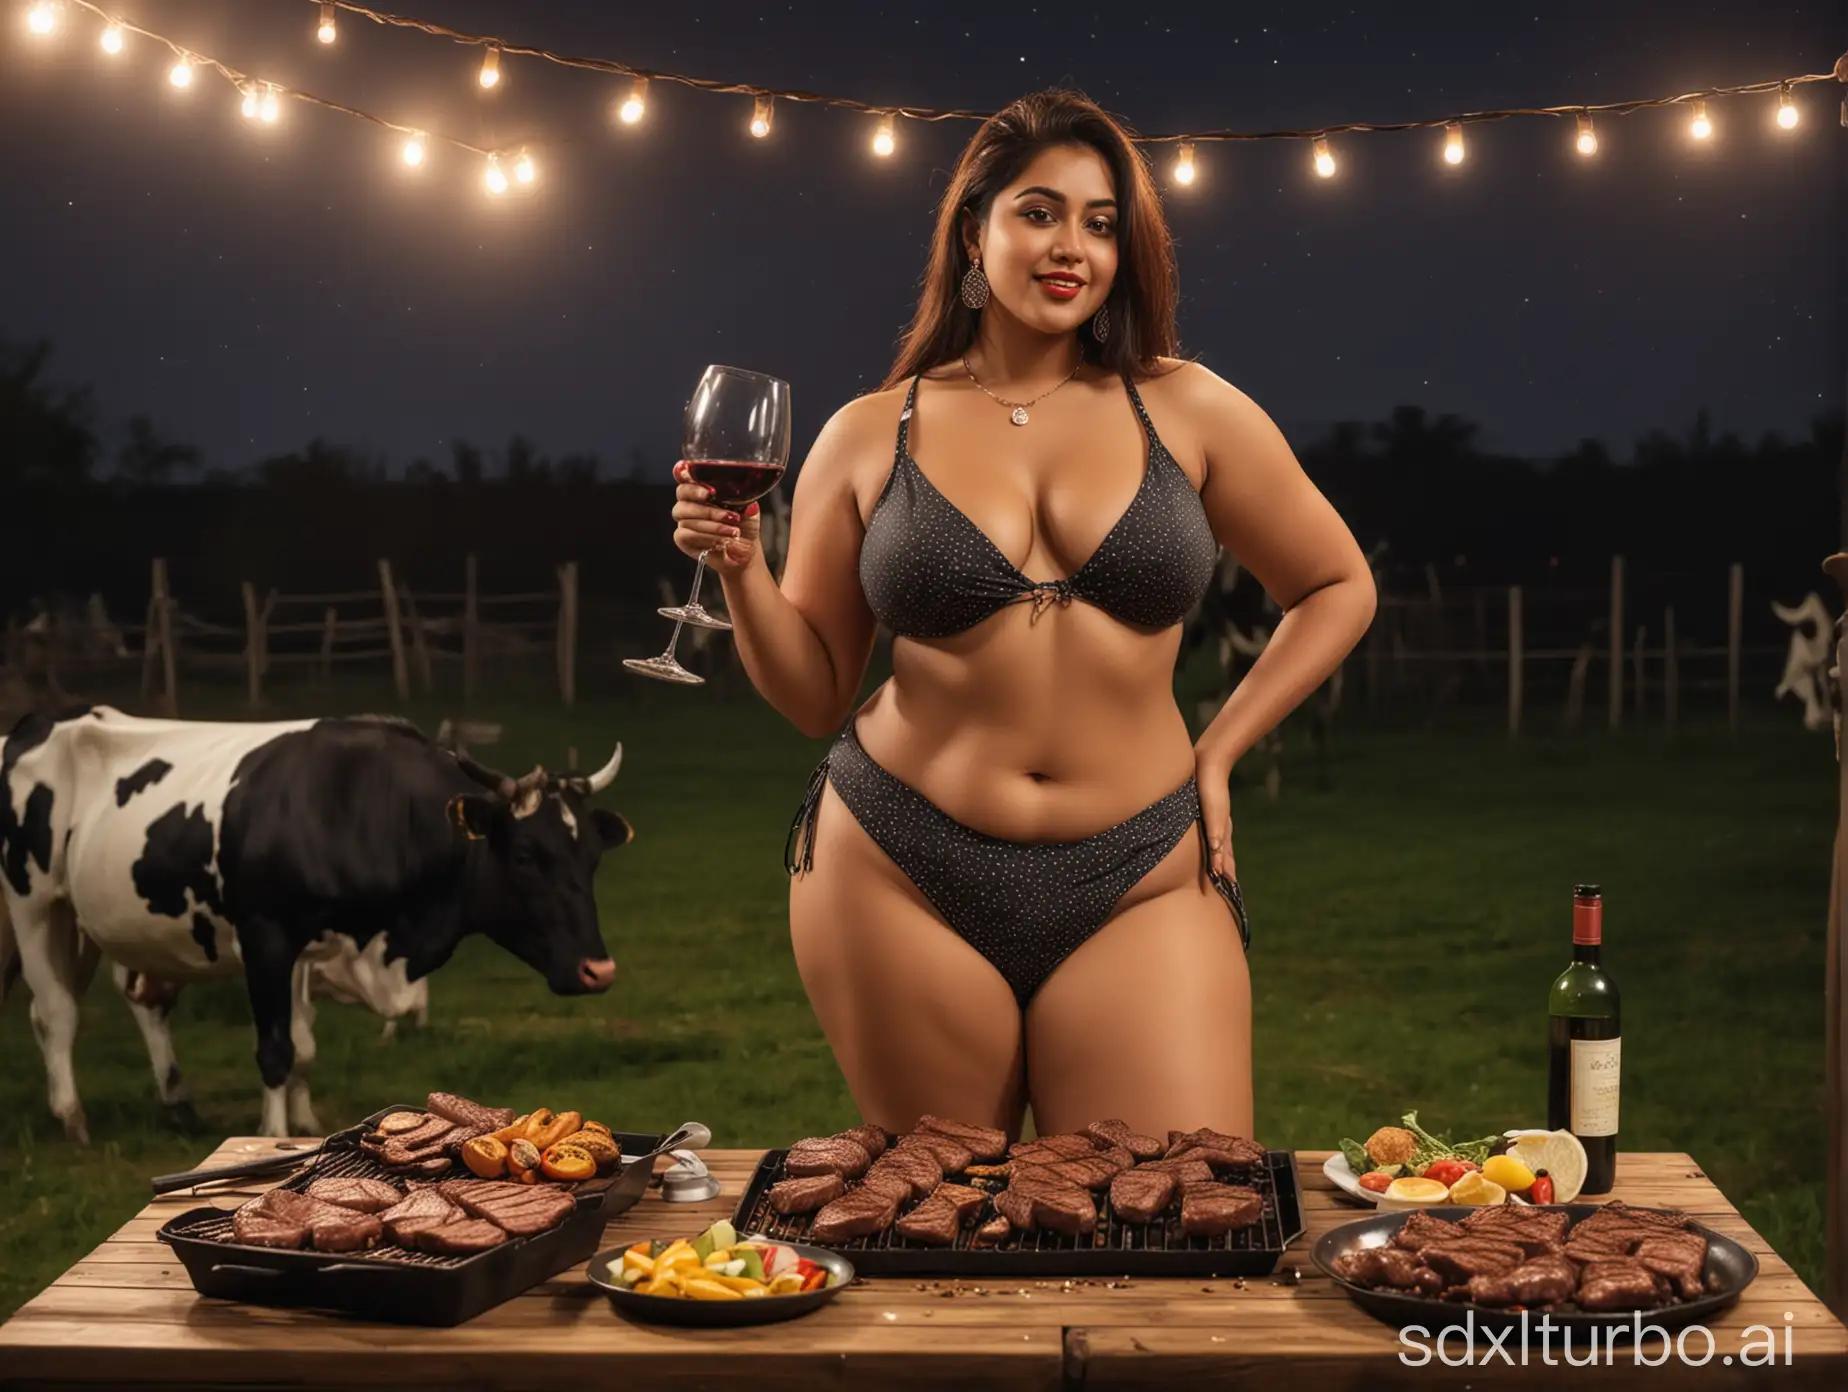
[880,88,1180,392]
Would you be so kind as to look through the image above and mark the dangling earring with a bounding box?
[960,255,991,310]
[1091,301,1110,343]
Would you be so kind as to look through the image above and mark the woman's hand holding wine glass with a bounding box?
[672,460,761,574]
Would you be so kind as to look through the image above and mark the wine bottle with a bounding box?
[1546,883,1621,1194]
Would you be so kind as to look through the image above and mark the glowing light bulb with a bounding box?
[260,85,280,123]
[26,3,56,36]
[317,3,336,44]
[1312,135,1336,179]
[1443,121,1465,165]
[402,132,426,167]
[1777,85,1799,129]
[168,56,193,89]
[1689,99,1711,140]
[484,155,508,196]
[872,114,895,158]
[100,22,124,53]
[240,84,259,119]
[750,95,773,139]
[478,46,501,89]
[513,148,536,184]
[618,76,647,125]
[1576,112,1598,155]
[1173,140,1196,186]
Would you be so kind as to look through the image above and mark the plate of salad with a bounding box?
[1326,1112,1501,1205]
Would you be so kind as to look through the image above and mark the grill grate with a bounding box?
[732,1145,1306,1277]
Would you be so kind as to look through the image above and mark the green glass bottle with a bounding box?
[1546,884,1621,1194]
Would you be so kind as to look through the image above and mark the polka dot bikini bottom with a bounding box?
[784,721,1249,1006]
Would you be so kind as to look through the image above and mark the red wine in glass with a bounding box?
[625,365,791,685]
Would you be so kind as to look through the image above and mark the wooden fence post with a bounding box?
[152,557,178,717]
[1665,604,1678,734]
[1728,561,1744,733]
[1609,554,1625,730]
[1633,624,1647,717]
[319,607,338,687]
[242,581,263,708]
[378,559,411,702]
[556,561,579,707]
[139,585,160,704]
[1507,585,1523,737]
[401,584,435,695]
[464,553,479,705]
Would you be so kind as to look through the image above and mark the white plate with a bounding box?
[1323,1152,1386,1205]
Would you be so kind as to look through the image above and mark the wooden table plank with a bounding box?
[2,1144,1842,1391]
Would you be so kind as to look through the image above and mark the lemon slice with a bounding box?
[1446,1172,1507,1206]
[1504,1130,1589,1203]
[1384,1177,1449,1204]
[1482,1154,1536,1193]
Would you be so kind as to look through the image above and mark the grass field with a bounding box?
[0,668,1835,1319]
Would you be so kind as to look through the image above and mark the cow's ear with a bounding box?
[590,808,633,849]
[447,794,500,840]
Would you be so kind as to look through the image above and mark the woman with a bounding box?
[669,90,1375,1141]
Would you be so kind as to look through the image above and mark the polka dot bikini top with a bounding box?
[859,372,1222,638]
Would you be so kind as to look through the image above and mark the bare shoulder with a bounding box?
[1135,357,1267,422]
[1129,358,1280,482]
[793,384,907,513]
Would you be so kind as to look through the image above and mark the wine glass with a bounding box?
[624,364,790,684]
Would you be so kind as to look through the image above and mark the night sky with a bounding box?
[1,0,1841,479]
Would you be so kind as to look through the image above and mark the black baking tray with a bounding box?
[157,1103,664,1325]
[732,1142,1305,1276]
[1313,1205,1759,1336]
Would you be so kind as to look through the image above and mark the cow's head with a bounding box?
[445,744,631,995]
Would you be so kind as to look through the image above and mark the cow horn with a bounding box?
[452,749,516,799]
[584,742,623,794]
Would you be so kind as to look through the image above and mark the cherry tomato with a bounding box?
[1422,1159,1477,1188]
[1359,1170,1394,1193]
[1530,1172,1555,1205]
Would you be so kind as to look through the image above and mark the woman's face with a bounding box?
[965,142,1120,339]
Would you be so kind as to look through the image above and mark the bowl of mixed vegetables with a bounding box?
[587,1219,854,1325]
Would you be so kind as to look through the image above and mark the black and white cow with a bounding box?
[0,705,630,1140]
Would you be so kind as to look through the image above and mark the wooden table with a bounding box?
[2,1144,1843,1389]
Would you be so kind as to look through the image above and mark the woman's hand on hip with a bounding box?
[1194,747,1236,882]
[672,460,760,574]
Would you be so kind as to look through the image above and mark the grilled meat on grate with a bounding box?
[915,1116,1009,1163]
[1010,1133,1100,1162]
[835,1124,888,1161]
[785,1137,873,1180]
[894,1131,975,1175]
[1012,1154,1125,1192]
[894,1193,972,1246]
[1164,1129,1266,1167]
[863,1147,943,1201]
[1110,1169,1177,1223]
[452,1183,576,1237]
[972,1214,1011,1245]
[768,1173,847,1216]
[1087,1119,1165,1160]
[426,1092,518,1130]
[809,1187,902,1244]
[995,1182,1096,1236]
[416,1217,509,1254]
[305,1177,404,1213]
[1179,1183,1263,1237]
[1130,1157,1214,1189]
[232,1190,321,1248]
[306,1205,383,1253]
[380,1188,464,1246]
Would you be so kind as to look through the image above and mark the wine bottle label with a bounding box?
[1570,1036,1621,1135]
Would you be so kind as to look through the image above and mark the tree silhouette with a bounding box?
[116,413,201,487]
[0,337,98,492]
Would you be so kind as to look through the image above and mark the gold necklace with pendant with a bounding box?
[961,354,1083,426]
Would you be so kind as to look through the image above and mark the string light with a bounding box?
[1443,121,1465,164]
[1777,83,1799,129]
[1576,112,1598,155]
[168,54,194,89]
[317,3,337,45]
[26,2,58,36]
[1312,135,1336,178]
[402,131,427,166]
[1172,140,1197,185]
[240,83,260,119]
[1689,98,1712,139]
[483,153,508,195]
[99,21,123,54]
[478,46,501,90]
[513,147,536,184]
[871,113,896,157]
[617,76,647,125]
[260,84,281,123]
[750,94,774,138]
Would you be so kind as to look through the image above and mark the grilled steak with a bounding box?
[416,1217,509,1254]
[308,1206,383,1252]
[1574,1202,1691,1237]
[1460,1206,1572,1246]
[1466,1253,1579,1307]
[1012,1154,1122,1192]
[784,1137,873,1180]
[1333,1246,1442,1292]
[1393,1211,1468,1250]
[1010,1133,1099,1161]
[1130,1157,1214,1188]
[1087,1119,1165,1160]
[768,1173,847,1216]
[894,1193,968,1246]
[426,1092,518,1130]
[1634,1235,1709,1299]
[232,1189,322,1248]
[375,1110,429,1136]
[305,1177,403,1213]
[972,1214,1011,1245]
[1418,1238,1526,1283]
[380,1188,464,1245]
[895,1131,975,1175]
[453,1183,576,1236]
[835,1125,889,1161]
[1179,1183,1263,1237]
[864,1147,943,1200]
[1578,1258,1671,1311]
[1110,1168,1176,1223]
[380,1114,457,1151]
[935,1183,988,1219]
[809,1187,901,1244]
[916,1115,1009,1162]
[1165,1129,1265,1167]
[996,1181,1096,1235]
